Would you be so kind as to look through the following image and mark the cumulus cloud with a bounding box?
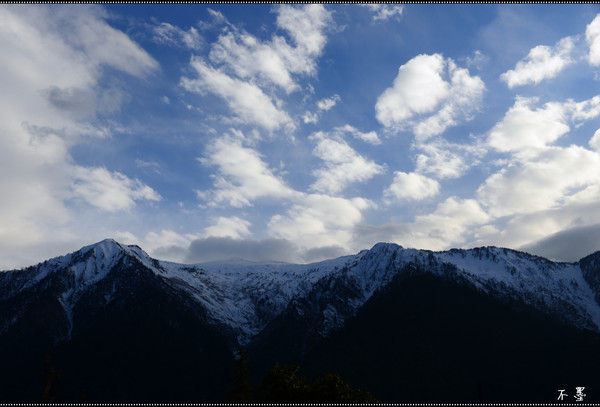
[309,132,385,194]
[384,171,440,202]
[197,135,298,207]
[477,145,600,218]
[412,60,485,140]
[152,22,203,50]
[352,197,490,252]
[409,197,490,250]
[487,97,569,153]
[590,129,600,152]
[196,131,376,258]
[268,194,373,251]
[500,36,575,87]
[376,54,449,126]
[70,167,161,212]
[470,187,600,258]
[569,95,600,122]
[204,216,251,238]
[586,13,600,66]
[375,54,484,139]
[361,4,404,21]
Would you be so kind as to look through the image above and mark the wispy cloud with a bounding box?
[197,135,299,207]
[361,4,404,21]
[152,22,203,50]
[181,57,293,131]
[206,4,333,93]
[0,5,159,267]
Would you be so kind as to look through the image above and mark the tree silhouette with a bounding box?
[255,362,381,403]
[227,347,253,402]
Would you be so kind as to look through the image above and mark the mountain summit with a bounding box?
[1,240,599,402]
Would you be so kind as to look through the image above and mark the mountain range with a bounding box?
[1,238,599,402]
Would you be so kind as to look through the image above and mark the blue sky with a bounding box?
[2,3,600,269]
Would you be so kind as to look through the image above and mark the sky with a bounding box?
[2,3,600,269]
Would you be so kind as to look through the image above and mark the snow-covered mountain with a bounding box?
[2,238,600,402]
[2,238,600,346]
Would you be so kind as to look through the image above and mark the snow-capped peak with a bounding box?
[2,239,600,346]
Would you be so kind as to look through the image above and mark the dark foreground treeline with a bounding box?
[2,271,600,402]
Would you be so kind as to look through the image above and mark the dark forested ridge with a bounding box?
[1,240,600,402]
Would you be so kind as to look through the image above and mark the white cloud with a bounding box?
[586,13,600,66]
[375,54,484,139]
[152,22,202,50]
[302,95,342,125]
[464,50,489,70]
[590,129,600,152]
[360,198,490,252]
[303,111,319,124]
[309,132,385,194]
[376,54,449,127]
[412,60,485,140]
[415,137,485,179]
[276,4,333,58]
[70,167,161,213]
[361,4,404,21]
[334,124,381,145]
[569,95,600,122]
[408,197,490,250]
[181,57,292,131]
[137,229,199,263]
[477,145,600,218]
[197,135,299,207]
[384,171,440,202]
[0,5,159,268]
[471,183,600,256]
[204,216,251,238]
[209,31,298,93]
[58,6,158,77]
[268,194,372,251]
[317,94,340,111]
[500,36,575,87]
[487,97,569,153]
[206,4,332,93]
[521,223,600,262]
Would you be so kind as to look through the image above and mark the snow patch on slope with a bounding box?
[157,254,357,344]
